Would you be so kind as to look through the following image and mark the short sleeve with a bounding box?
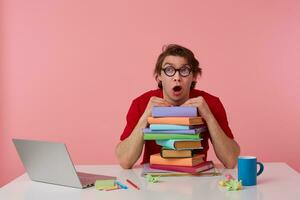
[120,99,143,141]
[212,98,234,139]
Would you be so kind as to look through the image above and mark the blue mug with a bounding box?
[238,156,264,186]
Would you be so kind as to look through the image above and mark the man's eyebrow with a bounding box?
[163,62,189,67]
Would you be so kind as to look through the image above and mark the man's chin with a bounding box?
[167,92,188,105]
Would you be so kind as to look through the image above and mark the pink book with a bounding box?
[149,161,214,173]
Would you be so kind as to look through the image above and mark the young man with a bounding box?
[115,44,240,169]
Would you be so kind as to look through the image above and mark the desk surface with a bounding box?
[0,162,299,200]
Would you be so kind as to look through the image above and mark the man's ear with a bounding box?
[192,76,197,83]
[192,73,199,82]
[156,74,162,82]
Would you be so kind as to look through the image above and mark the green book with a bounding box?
[144,133,201,140]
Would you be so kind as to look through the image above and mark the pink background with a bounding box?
[1,0,300,187]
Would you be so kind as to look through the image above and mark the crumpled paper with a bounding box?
[218,173,243,191]
[146,174,160,183]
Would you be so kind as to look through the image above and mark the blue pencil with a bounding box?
[115,180,128,189]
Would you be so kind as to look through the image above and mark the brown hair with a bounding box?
[154,44,201,89]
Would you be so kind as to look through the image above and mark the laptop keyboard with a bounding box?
[77,171,116,187]
[77,172,98,186]
[79,177,95,182]
[77,172,100,178]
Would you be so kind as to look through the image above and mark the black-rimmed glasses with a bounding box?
[162,65,192,77]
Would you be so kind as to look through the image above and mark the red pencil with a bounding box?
[126,179,140,190]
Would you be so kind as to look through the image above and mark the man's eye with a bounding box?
[181,67,190,73]
[165,67,175,73]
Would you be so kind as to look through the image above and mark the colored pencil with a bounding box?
[115,180,128,189]
[126,179,140,190]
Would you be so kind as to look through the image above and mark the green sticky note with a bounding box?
[95,180,115,190]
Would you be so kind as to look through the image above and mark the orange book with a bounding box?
[147,117,204,125]
[150,153,204,167]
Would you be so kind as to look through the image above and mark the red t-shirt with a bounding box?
[120,89,234,164]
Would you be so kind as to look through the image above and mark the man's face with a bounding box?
[158,55,197,106]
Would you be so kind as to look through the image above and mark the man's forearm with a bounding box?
[115,117,148,169]
[206,115,240,168]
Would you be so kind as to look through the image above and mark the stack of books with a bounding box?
[143,106,214,173]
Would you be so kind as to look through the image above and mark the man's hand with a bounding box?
[182,96,240,168]
[142,97,172,119]
[182,96,213,121]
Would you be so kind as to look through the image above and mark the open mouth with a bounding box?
[173,85,182,92]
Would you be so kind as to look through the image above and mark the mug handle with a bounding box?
[257,162,264,176]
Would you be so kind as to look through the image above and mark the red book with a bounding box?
[149,161,214,173]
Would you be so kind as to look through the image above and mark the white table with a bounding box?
[0,163,299,200]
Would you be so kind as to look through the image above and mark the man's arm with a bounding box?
[115,115,147,169]
[115,97,171,169]
[182,96,240,168]
[205,114,240,168]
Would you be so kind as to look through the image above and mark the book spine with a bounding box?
[148,117,203,126]
[144,134,200,140]
[156,139,203,148]
[149,164,195,173]
[149,124,191,130]
[160,149,193,158]
[152,106,198,117]
[150,161,214,173]
[160,149,203,158]
[150,154,202,166]
[151,127,207,135]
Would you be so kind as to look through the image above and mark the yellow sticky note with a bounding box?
[104,184,119,191]
[95,180,115,190]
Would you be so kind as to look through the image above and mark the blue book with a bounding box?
[156,139,203,150]
[152,106,198,117]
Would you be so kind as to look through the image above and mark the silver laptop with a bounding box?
[12,138,116,189]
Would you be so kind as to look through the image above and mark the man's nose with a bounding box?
[172,71,181,81]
